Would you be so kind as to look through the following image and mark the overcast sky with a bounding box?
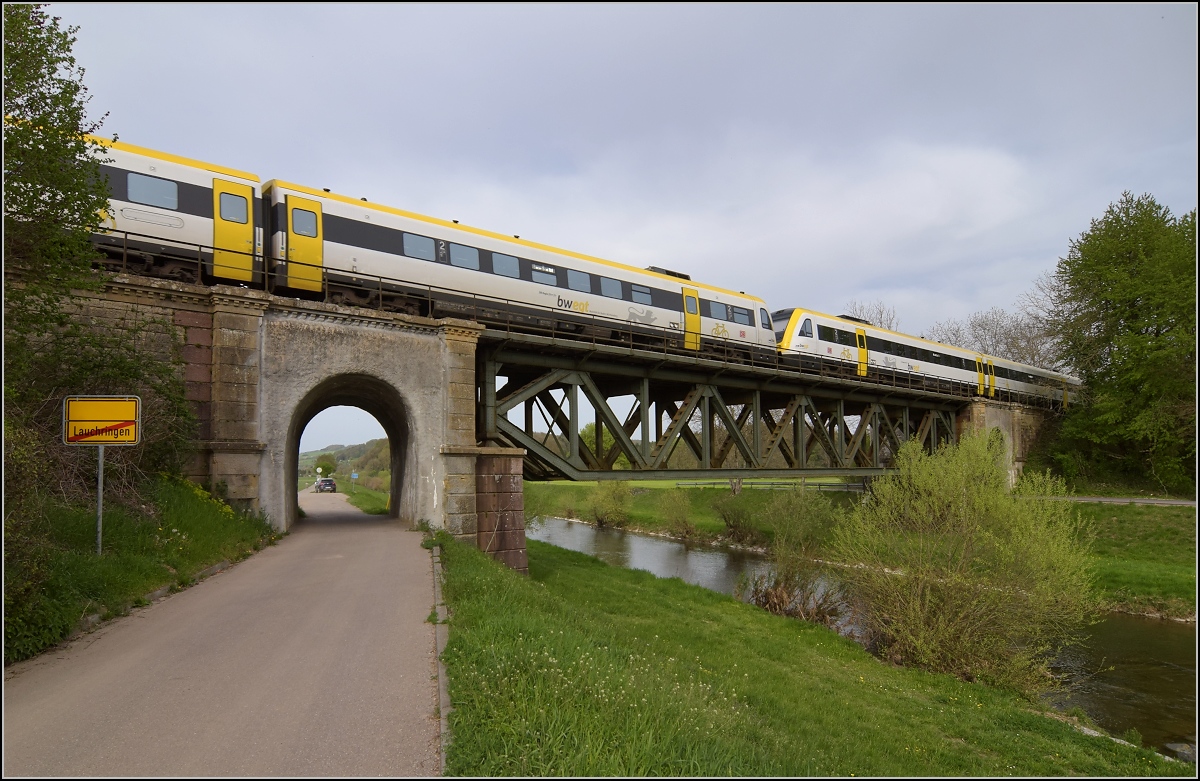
[50,3,1197,452]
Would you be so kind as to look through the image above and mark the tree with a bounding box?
[3,4,112,347]
[842,299,899,331]
[314,454,338,477]
[1039,193,1196,489]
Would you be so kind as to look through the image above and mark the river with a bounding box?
[527,516,1197,762]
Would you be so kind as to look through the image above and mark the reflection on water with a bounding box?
[528,517,769,596]
[528,516,1197,760]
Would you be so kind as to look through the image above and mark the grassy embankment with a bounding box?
[438,536,1185,776]
[343,484,390,515]
[525,481,1196,619]
[5,477,281,663]
[525,479,857,545]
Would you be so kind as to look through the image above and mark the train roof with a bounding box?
[86,135,260,183]
[265,179,766,303]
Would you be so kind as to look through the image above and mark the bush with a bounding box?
[830,431,1099,694]
[746,489,843,626]
[589,481,631,529]
[712,492,758,543]
[657,488,697,539]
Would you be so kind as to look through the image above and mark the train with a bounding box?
[87,136,1079,405]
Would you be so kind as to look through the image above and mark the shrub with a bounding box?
[712,492,757,543]
[830,431,1099,694]
[589,481,631,529]
[746,489,843,626]
[658,488,697,539]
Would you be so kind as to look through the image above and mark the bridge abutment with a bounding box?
[955,399,1051,484]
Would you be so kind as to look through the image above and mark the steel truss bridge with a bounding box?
[477,326,978,482]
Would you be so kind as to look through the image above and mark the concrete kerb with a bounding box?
[65,559,234,641]
[431,545,453,772]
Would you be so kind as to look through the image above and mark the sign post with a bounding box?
[351,472,358,493]
[63,396,141,555]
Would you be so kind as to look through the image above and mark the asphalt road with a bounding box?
[3,487,440,777]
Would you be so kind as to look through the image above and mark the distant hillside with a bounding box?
[298,438,389,475]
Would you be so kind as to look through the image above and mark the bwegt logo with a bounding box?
[557,296,590,313]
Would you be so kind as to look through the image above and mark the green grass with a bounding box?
[1080,503,1196,617]
[526,481,859,543]
[438,537,1185,777]
[5,477,281,663]
[343,484,390,515]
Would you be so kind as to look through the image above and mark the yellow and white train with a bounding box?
[88,136,1078,405]
[771,308,1079,405]
[91,138,777,357]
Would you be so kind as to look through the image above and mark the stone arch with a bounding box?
[284,374,413,527]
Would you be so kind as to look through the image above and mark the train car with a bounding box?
[261,179,777,356]
[89,137,264,286]
[772,307,1079,404]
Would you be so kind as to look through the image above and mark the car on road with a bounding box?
[315,477,337,493]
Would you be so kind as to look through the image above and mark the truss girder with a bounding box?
[481,347,966,481]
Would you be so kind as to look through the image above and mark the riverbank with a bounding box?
[437,534,1186,776]
[525,482,1197,621]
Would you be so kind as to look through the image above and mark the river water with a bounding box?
[527,516,1197,761]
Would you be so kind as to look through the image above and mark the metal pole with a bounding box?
[96,444,105,555]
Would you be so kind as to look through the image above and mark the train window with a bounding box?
[219,193,248,224]
[760,309,771,330]
[601,277,622,299]
[732,307,752,326]
[709,301,727,321]
[632,284,652,305]
[531,263,557,285]
[817,324,836,342]
[292,208,318,237]
[492,253,520,278]
[403,233,435,261]
[127,173,178,210]
[685,296,698,315]
[567,269,591,293]
[449,243,480,270]
[798,318,812,338]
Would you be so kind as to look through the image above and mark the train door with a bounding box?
[975,356,985,395]
[212,179,255,282]
[286,195,323,292]
[987,360,996,398]
[682,288,701,350]
[855,328,868,377]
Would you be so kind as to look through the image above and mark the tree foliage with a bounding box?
[314,453,339,477]
[3,3,112,341]
[1041,193,1196,490]
[831,433,1098,695]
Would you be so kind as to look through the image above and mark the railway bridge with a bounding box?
[71,275,1053,573]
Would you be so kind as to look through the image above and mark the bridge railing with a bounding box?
[93,229,1063,409]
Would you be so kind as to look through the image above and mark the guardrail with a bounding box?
[673,480,866,492]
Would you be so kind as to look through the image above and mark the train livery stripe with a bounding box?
[88,135,260,182]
